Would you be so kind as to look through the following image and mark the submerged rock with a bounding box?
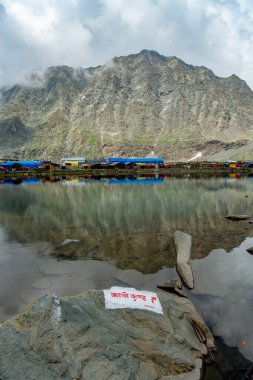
[0,289,215,380]
[225,215,251,221]
[60,239,81,246]
[55,239,99,261]
[246,247,253,255]
[174,230,194,289]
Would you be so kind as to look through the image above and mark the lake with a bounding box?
[0,174,253,376]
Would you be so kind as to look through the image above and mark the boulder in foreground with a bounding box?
[0,289,215,380]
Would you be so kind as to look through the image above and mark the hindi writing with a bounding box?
[103,287,163,314]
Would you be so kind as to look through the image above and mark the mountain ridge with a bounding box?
[1,50,253,160]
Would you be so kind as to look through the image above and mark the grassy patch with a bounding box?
[132,136,153,145]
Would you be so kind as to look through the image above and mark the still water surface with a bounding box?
[0,175,253,365]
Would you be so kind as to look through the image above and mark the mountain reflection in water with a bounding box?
[0,175,253,268]
[0,175,253,364]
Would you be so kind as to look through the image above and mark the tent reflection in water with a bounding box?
[106,157,164,165]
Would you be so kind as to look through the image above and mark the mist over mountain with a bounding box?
[1,50,253,161]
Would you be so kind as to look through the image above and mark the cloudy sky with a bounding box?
[0,0,253,88]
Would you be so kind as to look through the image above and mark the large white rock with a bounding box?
[174,230,194,289]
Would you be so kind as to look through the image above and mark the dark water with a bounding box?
[0,175,253,373]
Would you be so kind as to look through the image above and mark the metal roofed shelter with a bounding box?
[106,157,164,165]
[86,160,110,169]
[85,160,107,166]
[61,157,86,167]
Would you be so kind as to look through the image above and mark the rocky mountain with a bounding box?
[1,49,253,161]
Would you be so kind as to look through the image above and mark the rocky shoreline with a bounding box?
[0,166,252,181]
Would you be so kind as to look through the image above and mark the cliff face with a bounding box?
[1,50,253,160]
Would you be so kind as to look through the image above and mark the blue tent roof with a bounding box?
[0,160,43,169]
[106,157,164,164]
[243,162,253,166]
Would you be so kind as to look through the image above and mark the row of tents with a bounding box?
[0,157,165,171]
[1,158,253,171]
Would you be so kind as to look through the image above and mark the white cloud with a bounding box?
[17,68,46,88]
[7,2,57,43]
[0,0,253,88]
